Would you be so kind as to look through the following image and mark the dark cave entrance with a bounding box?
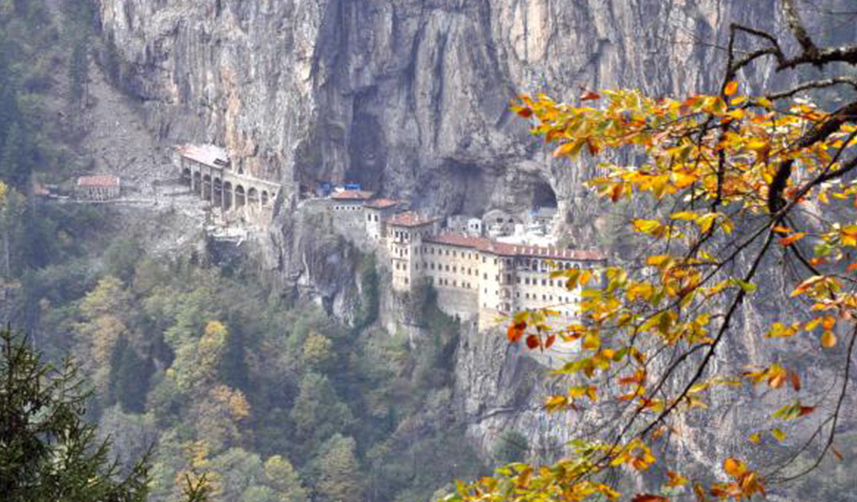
[532,181,558,211]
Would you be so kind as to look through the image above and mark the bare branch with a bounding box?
[783,0,820,59]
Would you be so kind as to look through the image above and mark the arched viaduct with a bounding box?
[176,145,280,212]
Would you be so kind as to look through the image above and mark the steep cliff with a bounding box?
[96,0,786,236]
[93,0,840,468]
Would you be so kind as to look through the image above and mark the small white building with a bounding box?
[77,175,120,201]
[364,198,399,239]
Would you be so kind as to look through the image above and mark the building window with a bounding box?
[542,279,547,286]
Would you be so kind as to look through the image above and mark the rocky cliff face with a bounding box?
[94,0,814,463]
[96,0,785,236]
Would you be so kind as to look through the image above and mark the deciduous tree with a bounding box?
[450,1,857,500]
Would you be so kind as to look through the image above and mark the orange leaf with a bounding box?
[724,81,739,96]
[798,405,816,417]
[788,370,801,392]
[545,334,556,349]
[848,263,857,273]
[832,445,844,461]
[772,225,792,235]
[632,495,668,502]
[666,471,689,487]
[516,107,533,118]
[526,334,541,350]
[507,321,526,343]
[581,91,601,101]
[724,457,747,478]
[821,330,837,348]
[779,232,806,246]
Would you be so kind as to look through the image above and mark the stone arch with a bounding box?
[182,168,191,185]
[261,190,269,206]
[213,177,222,203]
[202,174,212,200]
[235,184,246,208]
[223,181,233,210]
[247,187,259,206]
[193,172,202,195]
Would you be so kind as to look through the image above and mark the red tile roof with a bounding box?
[387,211,439,228]
[331,189,375,201]
[33,183,50,196]
[425,232,492,249]
[426,232,605,262]
[364,198,398,209]
[77,175,120,188]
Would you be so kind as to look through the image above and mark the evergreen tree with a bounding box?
[0,123,30,190]
[68,38,88,107]
[289,372,354,450]
[114,341,153,414]
[0,328,150,502]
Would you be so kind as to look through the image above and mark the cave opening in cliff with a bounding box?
[532,181,557,211]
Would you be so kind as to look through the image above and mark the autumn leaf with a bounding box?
[581,90,601,101]
[526,334,541,350]
[666,471,689,487]
[832,445,844,461]
[779,232,806,247]
[724,81,739,96]
[723,457,746,478]
[771,428,786,441]
[632,495,668,502]
[507,321,526,343]
[545,334,556,348]
[821,330,837,348]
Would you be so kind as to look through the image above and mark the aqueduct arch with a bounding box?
[177,144,281,214]
[248,187,259,206]
[235,185,246,208]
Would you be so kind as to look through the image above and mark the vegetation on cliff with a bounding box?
[450,1,857,500]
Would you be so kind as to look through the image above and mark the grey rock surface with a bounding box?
[93,0,856,477]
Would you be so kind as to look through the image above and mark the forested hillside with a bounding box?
[0,2,490,501]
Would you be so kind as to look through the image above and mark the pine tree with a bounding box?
[0,123,30,190]
[0,328,150,502]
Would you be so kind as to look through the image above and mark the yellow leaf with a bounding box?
[582,332,601,351]
[632,219,662,235]
[697,213,718,233]
[771,428,786,441]
[724,81,739,96]
[757,97,774,109]
[749,433,761,443]
[670,211,698,221]
[646,255,671,267]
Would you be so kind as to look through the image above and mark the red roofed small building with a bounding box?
[77,175,120,201]
[363,198,398,239]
